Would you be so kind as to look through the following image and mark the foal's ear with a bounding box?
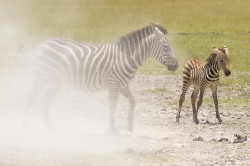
[212,46,220,54]
[222,46,229,55]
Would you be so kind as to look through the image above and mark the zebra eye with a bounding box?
[220,59,223,62]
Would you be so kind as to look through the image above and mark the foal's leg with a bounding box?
[176,80,190,123]
[194,84,206,124]
[210,84,222,123]
[191,87,199,121]
[120,86,136,132]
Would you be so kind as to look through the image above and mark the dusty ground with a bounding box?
[0,68,249,166]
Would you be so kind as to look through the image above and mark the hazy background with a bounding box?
[1,0,249,72]
[0,0,249,165]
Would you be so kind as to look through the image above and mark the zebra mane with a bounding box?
[206,53,218,63]
[117,24,168,46]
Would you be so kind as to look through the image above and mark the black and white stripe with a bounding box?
[176,46,231,124]
[24,23,179,132]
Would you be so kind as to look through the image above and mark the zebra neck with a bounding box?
[206,54,220,76]
[206,61,220,78]
[119,37,152,69]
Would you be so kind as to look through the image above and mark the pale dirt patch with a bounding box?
[0,69,249,166]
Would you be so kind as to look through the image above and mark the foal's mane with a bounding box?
[206,53,218,63]
[116,24,168,46]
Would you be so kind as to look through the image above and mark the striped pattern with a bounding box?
[176,46,231,124]
[24,23,179,132]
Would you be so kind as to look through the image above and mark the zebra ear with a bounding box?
[153,26,163,38]
[151,23,168,35]
[212,46,220,54]
[222,46,229,55]
[151,23,159,28]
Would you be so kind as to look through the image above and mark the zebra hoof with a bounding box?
[193,119,199,124]
[176,116,180,123]
[217,116,223,124]
[218,119,224,124]
[127,124,133,132]
[22,124,28,133]
[47,126,58,134]
[106,127,119,135]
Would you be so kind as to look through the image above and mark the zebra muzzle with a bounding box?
[224,70,231,76]
[167,63,178,72]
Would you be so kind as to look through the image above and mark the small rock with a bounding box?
[221,112,230,117]
[193,136,204,141]
[211,138,217,142]
[228,159,236,165]
[205,120,210,124]
[234,134,243,140]
[218,138,228,142]
[160,108,166,112]
[233,134,247,143]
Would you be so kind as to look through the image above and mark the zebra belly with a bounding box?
[74,56,113,91]
[75,71,108,92]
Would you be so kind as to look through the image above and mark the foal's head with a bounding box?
[213,46,231,76]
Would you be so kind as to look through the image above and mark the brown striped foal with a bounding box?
[176,46,231,124]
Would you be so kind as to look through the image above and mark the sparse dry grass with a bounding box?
[0,0,250,72]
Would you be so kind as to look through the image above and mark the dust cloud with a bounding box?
[0,3,137,165]
[0,53,135,165]
[0,1,195,165]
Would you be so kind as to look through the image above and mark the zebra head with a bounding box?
[151,23,178,71]
[213,46,231,76]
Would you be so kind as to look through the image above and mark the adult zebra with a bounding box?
[24,23,178,133]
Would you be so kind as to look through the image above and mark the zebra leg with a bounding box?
[40,79,62,132]
[210,84,222,123]
[191,87,199,122]
[108,84,120,134]
[23,78,47,131]
[120,86,136,132]
[176,81,190,123]
[194,86,206,124]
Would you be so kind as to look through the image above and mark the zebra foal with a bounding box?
[24,23,178,133]
[176,46,231,124]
